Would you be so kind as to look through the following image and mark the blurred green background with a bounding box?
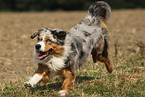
[0,0,145,11]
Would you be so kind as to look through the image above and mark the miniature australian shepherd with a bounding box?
[24,1,113,96]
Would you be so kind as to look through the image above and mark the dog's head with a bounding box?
[31,28,67,60]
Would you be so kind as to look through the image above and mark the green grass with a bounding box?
[0,54,145,97]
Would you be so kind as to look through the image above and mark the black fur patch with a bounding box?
[79,51,85,60]
[84,31,91,36]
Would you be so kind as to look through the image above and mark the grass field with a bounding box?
[0,10,145,97]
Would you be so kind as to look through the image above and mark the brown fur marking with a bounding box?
[38,35,42,41]
[99,18,109,32]
[44,36,64,55]
[57,67,76,90]
[35,63,50,84]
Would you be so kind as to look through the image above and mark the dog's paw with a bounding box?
[24,82,31,89]
[111,70,116,74]
[24,82,36,94]
[58,90,67,96]
[24,82,34,89]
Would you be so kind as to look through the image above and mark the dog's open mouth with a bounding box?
[38,48,53,60]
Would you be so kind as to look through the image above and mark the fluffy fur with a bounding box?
[24,1,113,96]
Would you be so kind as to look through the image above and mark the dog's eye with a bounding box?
[46,39,52,44]
[46,39,58,45]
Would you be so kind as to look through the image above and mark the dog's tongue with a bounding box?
[37,49,53,60]
[38,53,48,60]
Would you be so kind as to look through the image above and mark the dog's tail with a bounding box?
[88,1,111,21]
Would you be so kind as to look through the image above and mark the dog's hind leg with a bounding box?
[95,54,113,73]
[24,63,50,89]
[92,40,113,73]
[92,50,113,73]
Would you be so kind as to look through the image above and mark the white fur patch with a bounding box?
[63,36,73,58]
[46,56,65,71]
[58,90,67,96]
[28,74,43,87]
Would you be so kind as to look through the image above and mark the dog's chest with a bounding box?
[45,56,65,71]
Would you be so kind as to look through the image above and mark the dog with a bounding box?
[24,1,113,96]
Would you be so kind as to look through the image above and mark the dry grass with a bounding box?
[0,10,145,96]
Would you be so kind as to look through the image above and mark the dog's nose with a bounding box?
[35,44,41,50]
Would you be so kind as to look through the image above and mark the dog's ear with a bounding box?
[52,29,67,41]
[30,31,40,39]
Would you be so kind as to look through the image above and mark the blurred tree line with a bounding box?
[0,0,145,11]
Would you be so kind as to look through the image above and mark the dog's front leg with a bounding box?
[58,67,76,96]
[24,63,49,89]
[24,73,45,88]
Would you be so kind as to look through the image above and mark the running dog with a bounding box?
[24,1,113,96]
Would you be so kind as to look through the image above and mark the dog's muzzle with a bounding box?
[35,44,53,60]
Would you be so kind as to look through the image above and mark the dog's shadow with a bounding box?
[29,76,100,93]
